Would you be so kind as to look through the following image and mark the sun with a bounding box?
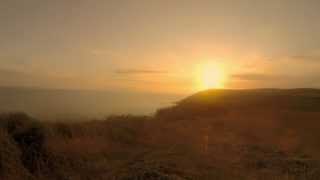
[195,62,227,91]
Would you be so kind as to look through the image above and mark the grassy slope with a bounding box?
[1,89,320,179]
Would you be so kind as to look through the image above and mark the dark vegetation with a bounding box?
[1,89,320,179]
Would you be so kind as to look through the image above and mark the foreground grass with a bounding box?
[0,112,319,180]
[2,89,320,179]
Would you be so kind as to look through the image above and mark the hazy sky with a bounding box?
[1,0,320,94]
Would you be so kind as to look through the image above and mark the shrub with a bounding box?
[0,113,48,175]
[0,129,34,179]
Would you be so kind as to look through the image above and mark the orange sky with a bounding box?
[1,0,320,94]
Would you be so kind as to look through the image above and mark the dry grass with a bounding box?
[1,89,320,179]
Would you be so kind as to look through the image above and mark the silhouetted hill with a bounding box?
[182,89,320,109]
[157,89,320,119]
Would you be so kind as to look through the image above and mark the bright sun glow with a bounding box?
[195,61,228,91]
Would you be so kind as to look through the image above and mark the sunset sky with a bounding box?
[1,0,320,94]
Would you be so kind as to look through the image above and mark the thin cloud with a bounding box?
[0,68,30,78]
[90,49,130,62]
[232,73,276,81]
[0,68,41,87]
[262,54,320,62]
[115,69,168,75]
[291,55,320,62]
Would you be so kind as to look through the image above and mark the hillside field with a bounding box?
[1,89,320,179]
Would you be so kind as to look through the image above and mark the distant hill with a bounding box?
[157,88,320,119]
[182,88,320,106]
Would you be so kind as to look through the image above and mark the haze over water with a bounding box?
[0,86,182,120]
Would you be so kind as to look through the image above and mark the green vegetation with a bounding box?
[1,89,320,179]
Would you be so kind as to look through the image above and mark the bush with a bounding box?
[0,129,34,179]
[0,113,48,175]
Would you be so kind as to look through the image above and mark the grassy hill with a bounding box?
[1,89,320,179]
